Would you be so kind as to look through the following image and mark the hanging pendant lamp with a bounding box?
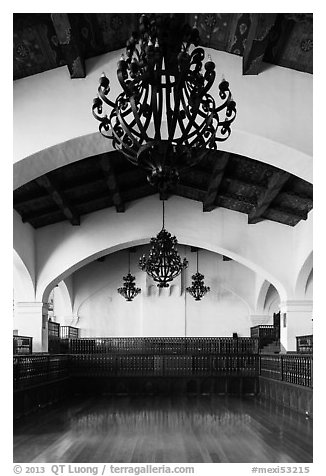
[186,248,210,300]
[139,200,188,287]
[117,249,141,301]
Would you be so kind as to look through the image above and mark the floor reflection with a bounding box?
[14,395,313,463]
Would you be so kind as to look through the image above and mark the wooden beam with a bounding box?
[267,206,309,222]
[21,209,64,225]
[36,175,80,225]
[278,191,313,207]
[14,193,50,209]
[243,14,277,75]
[51,13,85,79]
[174,184,207,203]
[203,152,230,212]
[100,157,125,213]
[248,170,291,224]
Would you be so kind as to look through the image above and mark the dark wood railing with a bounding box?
[260,354,312,388]
[13,354,69,391]
[13,352,312,390]
[60,337,259,355]
[69,354,259,378]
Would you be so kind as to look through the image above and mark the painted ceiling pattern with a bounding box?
[13,13,313,80]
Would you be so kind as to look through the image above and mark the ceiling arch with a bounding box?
[36,196,294,304]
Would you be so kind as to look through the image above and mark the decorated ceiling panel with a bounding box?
[13,13,313,80]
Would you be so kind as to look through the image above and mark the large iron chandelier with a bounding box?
[92,13,236,191]
[139,201,188,287]
[186,249,210,301]
[117,249,141,301]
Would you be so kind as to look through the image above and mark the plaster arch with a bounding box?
[217,283,252,316]
[40,237,287,306]
[255,279,271,314]
[13,130,312,191]
[294,251,313,299]
[13,250,35,302]
[14,48,312,188]
[37,197,291,304]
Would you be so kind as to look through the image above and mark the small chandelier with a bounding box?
[92,13,236,192]
[186,249,210,300]
[139,201,188,287]
[117,249,141,301]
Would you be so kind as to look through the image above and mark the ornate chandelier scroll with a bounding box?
[117,250,141,301]
[186,249,210,300]
[92,13,236,191]
[139,201,188,287]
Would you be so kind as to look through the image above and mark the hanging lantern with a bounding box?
[118,250,141,301]
[186,249,210,300]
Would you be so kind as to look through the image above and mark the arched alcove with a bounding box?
[264,284,281,316]
[50,245,260,337]
[295,251,313,299]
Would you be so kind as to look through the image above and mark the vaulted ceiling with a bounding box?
[14,13,313,81]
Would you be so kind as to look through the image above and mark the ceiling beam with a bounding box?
[14,193,50,209]
[21,209,64,225]
[36,175,80,225]
[203,152,230,212]
[174,184,207,203]
[100,157,125,213]
[267,206,309,222]
[243,14,278,75]
[248,170,291,224]
[278,191,313,207]
[51,13,85,79]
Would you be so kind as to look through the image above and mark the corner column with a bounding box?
[279,300,313,353]
[13,302,49,352]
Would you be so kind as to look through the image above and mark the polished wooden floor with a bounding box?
[13,395,313,463]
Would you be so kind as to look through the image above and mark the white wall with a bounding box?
[71,246,255,337]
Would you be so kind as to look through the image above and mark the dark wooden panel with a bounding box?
[259,376,313,416]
